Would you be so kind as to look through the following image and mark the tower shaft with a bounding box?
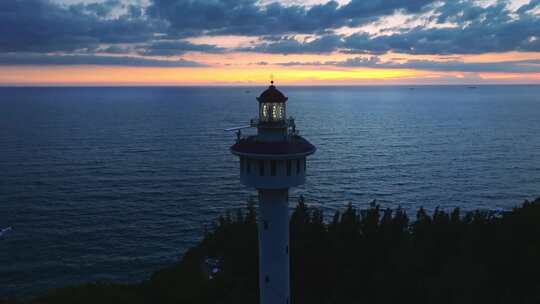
[258,188,290,304]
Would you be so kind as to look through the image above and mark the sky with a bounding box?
[1,0,540,85]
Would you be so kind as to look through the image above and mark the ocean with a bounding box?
[1,85,540,296]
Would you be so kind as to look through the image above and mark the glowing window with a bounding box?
[261,103,270,121]
[261,102,285,122]
[271,103,284,121]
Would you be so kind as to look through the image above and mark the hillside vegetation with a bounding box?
[4,197,540,304]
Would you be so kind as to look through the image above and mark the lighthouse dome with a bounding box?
[257,82,288,103]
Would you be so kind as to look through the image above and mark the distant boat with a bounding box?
[467,86,477,89]
[0,227,12,237]
[245,90,251,93]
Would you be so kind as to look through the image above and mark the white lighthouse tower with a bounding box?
[230,82,316,304]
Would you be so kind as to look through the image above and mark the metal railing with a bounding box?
[227,117,299,143]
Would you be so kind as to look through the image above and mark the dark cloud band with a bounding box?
[275,57,540,73]
[0,53,206,67]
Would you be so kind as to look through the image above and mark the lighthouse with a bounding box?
[230,82,316,304]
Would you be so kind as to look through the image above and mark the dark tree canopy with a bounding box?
[5,197,540,304]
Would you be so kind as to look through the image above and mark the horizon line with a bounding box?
[2,83,540,88]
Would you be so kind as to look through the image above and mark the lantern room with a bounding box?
[257,81,288,124]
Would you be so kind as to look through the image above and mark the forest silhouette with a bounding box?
[4,197,540,304]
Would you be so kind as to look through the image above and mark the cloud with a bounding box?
[1,0,540,68]
[339,0,436,19]
[240,1,540,55]
[138,40,225,56]
[238,34,342,54]
[97,45,133,54]
[275,57,540,73]
[71,0,123,18]
[0,0,162,53]
[146,0,438,37]
[342,1,540,55]
[146,0,340,37]
[516,0,540,15]
[341,23,540,55]
[0,53,206,67]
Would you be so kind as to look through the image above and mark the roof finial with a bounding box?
[270,74,274,86]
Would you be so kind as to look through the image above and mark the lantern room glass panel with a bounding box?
[260,102,285,122]
[260,103,270,122]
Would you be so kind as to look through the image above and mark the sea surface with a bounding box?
[1,85,540,297]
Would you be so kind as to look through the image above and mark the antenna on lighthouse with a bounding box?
[224,125,252,142]
[224,125,251,132]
